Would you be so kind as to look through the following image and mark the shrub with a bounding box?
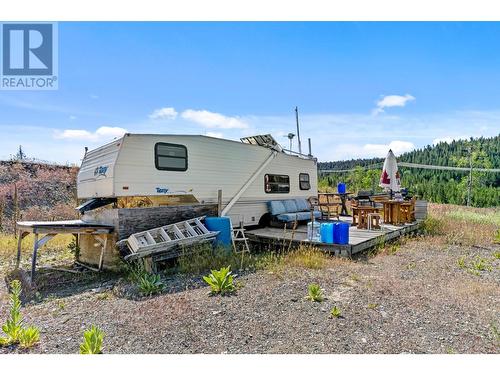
[19,326,40,348]
[138,272,165,296]
[457,256,466,269]
[307,283,324,302]
[80,325,104,354]
[330,306,342,318]
[203,266,235,295]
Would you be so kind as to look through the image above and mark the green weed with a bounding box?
[137,273,165,296]
[307,283,324,302]
[330,306,342,318]
[19,326,40,349]
[203,266,235,296]
[0,280,40,349]
[80,325,104,354]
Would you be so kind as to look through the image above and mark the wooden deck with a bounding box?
[246,217,421,257]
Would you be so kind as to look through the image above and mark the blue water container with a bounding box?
[320,223,334,244]
[334,222,350,245]
[204,216,232,248]
[337,182,346,194]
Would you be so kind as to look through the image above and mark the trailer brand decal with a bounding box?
[94,166,108,178]
[156,187,169,194]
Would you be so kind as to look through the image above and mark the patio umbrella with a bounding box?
[379,149,401,192]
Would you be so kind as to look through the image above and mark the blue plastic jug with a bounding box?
[320,223,334,244]
[334,222,349,245]
[337,182,346,194]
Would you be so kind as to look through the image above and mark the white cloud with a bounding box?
[69,115,77,120]
[90,94,99,99]
[373,94,415,115]
[205,131,224,138]
[432,135,468,145]
[181,109,248,129]
[363,140,416,157]
[54,126,127,142]
[149,107,178,120]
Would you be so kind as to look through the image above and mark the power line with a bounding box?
[319,161,500,174]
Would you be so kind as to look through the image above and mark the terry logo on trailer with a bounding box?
[156,187,169,194]
[94,166,108,178]
[1,22,58,90]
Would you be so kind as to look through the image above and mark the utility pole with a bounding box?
[467,146,473,207]
[295,106,302,155]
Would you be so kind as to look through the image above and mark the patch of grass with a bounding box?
[307,283,324,302]
[420,216,443,236]
[493,251,500,260]
[349,273,360,282]
[367,303,378,309]
[330,306,341,318]
[0,232,73,261]
[80,325,104,354]
[57,300,65,310]
[470,256,492,273]
[457,256,467,269]
[285,245,328,270]
[491,322,500,343]
[445,210,500,227]
[406,262,416,270]
[203,266,235,296]
[177,243,252,274]
[428,204,499,246]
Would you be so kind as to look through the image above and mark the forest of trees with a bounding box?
[318,135,500,208]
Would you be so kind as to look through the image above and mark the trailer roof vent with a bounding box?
[240,134,283,152]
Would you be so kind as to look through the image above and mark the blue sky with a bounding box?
[1,22,499,164]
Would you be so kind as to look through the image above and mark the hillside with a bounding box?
[0,161,78,232]
[318,135,500,207]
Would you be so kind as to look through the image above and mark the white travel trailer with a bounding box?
[77,133,318,226]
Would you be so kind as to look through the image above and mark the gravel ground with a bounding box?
[1,235,499,354]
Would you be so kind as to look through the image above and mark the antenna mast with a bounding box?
[295,106,302,154]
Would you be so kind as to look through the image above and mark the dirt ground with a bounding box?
[0,207,499,354]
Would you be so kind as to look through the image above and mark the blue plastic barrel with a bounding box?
[204,216,232,247]
[337,182,346,194]
[320,223,334,244]
[334,222,350,245]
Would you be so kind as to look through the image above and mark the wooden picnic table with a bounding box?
[352,206,379,229]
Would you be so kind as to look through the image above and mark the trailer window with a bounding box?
[155,143,188,171]
[265,174,290,194]
[299,173,311,190]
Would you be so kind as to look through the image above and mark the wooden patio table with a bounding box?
[352,206,379,229]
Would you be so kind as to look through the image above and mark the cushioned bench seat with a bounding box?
[267,198,320,223]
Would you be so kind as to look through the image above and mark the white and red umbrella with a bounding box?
[379,149,401,192]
